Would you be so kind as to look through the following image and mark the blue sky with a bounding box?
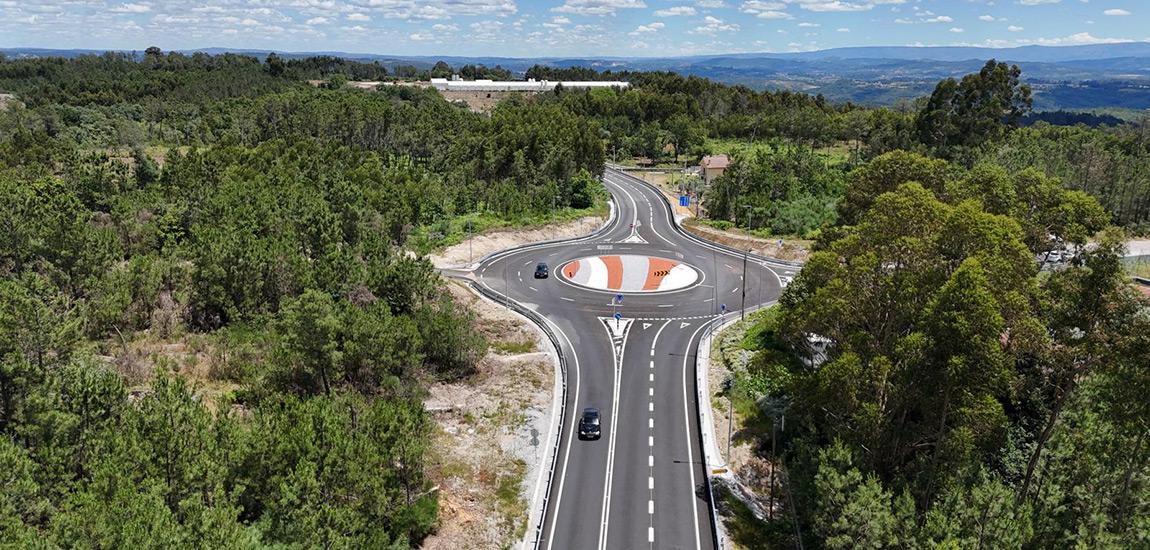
[1,0,1146,57]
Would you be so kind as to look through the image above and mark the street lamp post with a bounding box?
[740,205,752,321]
[741,248,748,321]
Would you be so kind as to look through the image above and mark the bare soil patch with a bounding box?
[421,280,556,549]
[684,220,810,263]
[429,215,606,269]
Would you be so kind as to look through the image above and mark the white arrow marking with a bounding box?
[680,322,691,329]
[643,322,652,330]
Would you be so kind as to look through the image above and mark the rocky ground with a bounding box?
[707,314,784,549]
[421,280,557,550]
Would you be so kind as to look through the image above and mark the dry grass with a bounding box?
[422,281,555,549]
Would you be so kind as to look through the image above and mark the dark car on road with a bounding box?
[534,262,549,279]
[578,407,601,440]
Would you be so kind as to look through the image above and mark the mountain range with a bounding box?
[4,43,1150,112]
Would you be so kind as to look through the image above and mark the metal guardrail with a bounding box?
[469,281,568,550]
[441,198,619,550]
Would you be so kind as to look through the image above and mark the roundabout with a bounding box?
[559,254,700,293]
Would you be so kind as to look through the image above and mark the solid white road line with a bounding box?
[598,317,631,550]
[649,455,654,467]
[541,315,581,550]
[680,322,710,550]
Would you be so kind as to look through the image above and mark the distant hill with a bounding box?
[5,42,1150,111]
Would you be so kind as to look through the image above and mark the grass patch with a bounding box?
[495,458,528,546]
[489,339,537,355]
[703,137,852,167]
[1126,258,1150,278]
[411,199,610,255]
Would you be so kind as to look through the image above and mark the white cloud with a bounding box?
[305,16,329,25]
[1019,0,1060,5]
[346,13,370,21]
[552,0,646,16]
[949,27,963,33]
[432,23,459,31]
[697,0,726,7]
[691,15,739,34]
[1008,25,1024,31]
[789,0,873,12]
[629,21,665,34]
[1103,8,1130,16]
[1020,31,1131,45]
[978,14,996,22]
[409,32,434,41]
[740,1,792,18]
[797,21,820,27]
[924,15,953,23]
[552,16,571,24]
[656,6,697,16]
[836,26,849,32]
[110,2,151,13]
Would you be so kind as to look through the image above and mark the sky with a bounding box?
[1,0,1147,58]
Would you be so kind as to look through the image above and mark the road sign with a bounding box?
[615,294,624,304]
[679,195,689,207]
[614,312,622,321]
[720,303,727,313]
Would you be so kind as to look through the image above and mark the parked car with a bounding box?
[534,262,549,279]
[578,407,601,440]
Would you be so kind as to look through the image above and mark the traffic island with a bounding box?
[558,254,701,293]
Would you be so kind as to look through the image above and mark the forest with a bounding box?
[0,50,1147,548]
[0,49,602,546]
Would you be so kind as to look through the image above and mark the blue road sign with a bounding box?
[615,294,624,303]
[679,195,689,207]
[614,312,622,321]
[721,303,727,313]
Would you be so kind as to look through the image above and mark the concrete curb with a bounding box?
[696,306,771,550]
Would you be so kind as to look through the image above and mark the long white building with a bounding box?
[430,77,629,92]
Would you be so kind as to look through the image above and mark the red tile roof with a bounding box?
[701,155,729,169]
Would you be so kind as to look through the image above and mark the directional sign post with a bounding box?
[679,195,690,207]
[613,295,623,329]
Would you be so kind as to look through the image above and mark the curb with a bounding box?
[695,305,772,550]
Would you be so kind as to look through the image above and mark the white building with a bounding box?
[430,77,628,92]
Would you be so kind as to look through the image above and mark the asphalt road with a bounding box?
[472,168,790,550]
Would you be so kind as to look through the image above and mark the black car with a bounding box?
[578,407,601,440]
[534,262,549,279]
